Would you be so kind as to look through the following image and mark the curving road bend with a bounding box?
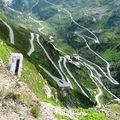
[58,56,73,88]
[39,64,70,87]
[7,7,22,15]
[95,87,102,107]
[29,16,46,35]
[30,0,39,11]
[48,36,54,43]
[27,32,35,56]
[0,18,14,44]
[29,0,46,35]
[44,0,56,7]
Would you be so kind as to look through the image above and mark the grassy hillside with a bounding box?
[0,12,99,108]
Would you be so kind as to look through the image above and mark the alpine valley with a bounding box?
[0,0,120,120]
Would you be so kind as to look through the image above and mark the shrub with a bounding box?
[5,92,20,100]
[55,113,72,120]
[31,105,40,118]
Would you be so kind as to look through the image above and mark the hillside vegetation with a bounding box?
[0,21,107,120]
[0,0,120,119]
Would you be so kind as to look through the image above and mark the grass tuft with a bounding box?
[31,105,40,118]
[5,92,20,100]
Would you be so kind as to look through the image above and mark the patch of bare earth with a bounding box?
[84,7,107,21]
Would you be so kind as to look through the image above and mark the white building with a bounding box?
[8,53,23,77]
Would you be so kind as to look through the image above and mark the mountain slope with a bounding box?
[0,24,108,120]
[0,12,96,109]
[0,0,120,110]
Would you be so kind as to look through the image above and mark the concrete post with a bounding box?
[8,53,23,77]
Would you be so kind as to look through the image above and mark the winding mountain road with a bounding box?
[29,16,46,35]
[79,55,120,99]
[39,64,70,87]
[52,43,88,97]
[64,8,118,85]
[1,0,119,107]
[0,18,14,44]
[58,56,73,88]
[36,34,71,87]
[36,32,88,96]
[75,32,119,85]
[63,57,89,97]
[64,9,99,43]
[37,0,111,102]
[83,62,103,106]
[95,87,102,107]
[48,36,54,43]
[30,0,120,105]
[30,0,39,11]
[27,32,35,56]
[7,7,22,15]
